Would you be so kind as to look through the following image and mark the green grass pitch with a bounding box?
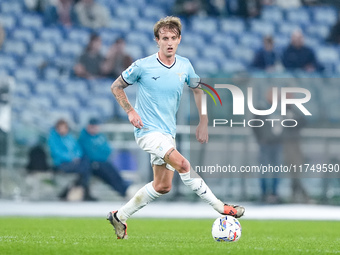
[0,217,339,255]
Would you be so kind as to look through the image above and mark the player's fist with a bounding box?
[128,109,144,129]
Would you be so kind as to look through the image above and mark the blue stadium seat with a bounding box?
[144,44,158,56]
[66,29,90,45]
[0,1,23,15]
[133,19,155,33]
[55,95,82,111]
[0,14,16,30]
[43,67,61,81]
[14,82,32,97]
[181,32,206,50]
[40,28,64,44]
[250,20,275,36]
[29,94,55,109]
[304,36,321,49]
[261,6,283,24]
[32,41,56,58]
[59,41,83,58]
[87,96,115,118]
[201,46,226,62]
[19,14,43,30]
[11,28,36,44]
[220,18,245,35]
[142,6,166,20]
[77,107,102,127]
[126,32,151,46]
[14,68,38,83]
[278,23,302,36]
[273,34,290,51]
[211,34,236,51]
[222,60,246,73]
[312,7,337,26]
[125,44,144,60]
[35,81,60,96]
[113,5,139,18]
[286,8,310,25]
[0,54,17,72]
[231,46,255,64]
[176,44,199,60]
[109,18,131,32]
[191,17,218,35]
[305,24,330,40]
[316,46,339,73]
[62,79,89,95]
[193,60,219,76]
[23,54,46,68]
[48,108,76,127]
[98,29,120,46]
[239,32,262,50]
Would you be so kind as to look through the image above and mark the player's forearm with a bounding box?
[111,76,133,114]
[193,88,208,124]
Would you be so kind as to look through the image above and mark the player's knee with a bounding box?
[154,183,172,194]
[177,158,190,173]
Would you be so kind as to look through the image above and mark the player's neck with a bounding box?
[157,52,175,66]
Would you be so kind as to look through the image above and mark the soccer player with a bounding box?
[107,16,245,239]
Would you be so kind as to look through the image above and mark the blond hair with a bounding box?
[153,16,182,39]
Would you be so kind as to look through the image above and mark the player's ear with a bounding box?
[155,37,160,46]
[178,35,181,44]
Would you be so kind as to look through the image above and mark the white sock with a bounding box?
[117,181,162,222]
[179,171,224,214]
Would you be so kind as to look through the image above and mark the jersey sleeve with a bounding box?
[121,60,142,85]
[186,60,200,88]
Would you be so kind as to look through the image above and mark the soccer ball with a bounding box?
[211,216,242,242]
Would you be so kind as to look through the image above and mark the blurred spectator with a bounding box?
[226,0,261,18]
[78,118,130,198]
[252,36,281,72]
[327,12,340,45]
[173,0,203,17]
[75,0,111,29]
[24,0,50,13]
[252,88,283,204]
[0,24,5,49]
[282,30,323,72]
[44,0,79,27]
[102,38,133,79]
[283,93,310,203]
[73,33,105,79]
[48,119,95,201]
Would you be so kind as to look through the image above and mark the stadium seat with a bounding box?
[312,7,337,26]
[176,44,199,59]
[55,95,82,111]
[125,44,144,60]
[32,41,56,58]
[273,34,290,51]
[48,108,76,127]
[142,6,166,20]
[239,32,262,50]
[43,67,61,81]
[304,36,320,49]
[193,60,219,76]
[231,46,255,64]
[77,107,102,127]
[23,54,46,68]
[87,96,115,118]
[133,19,155,33]
[109,18,131,32]
[3,40,27,58]
[113,5,139,18]
[14,68,38,83]
[14,82,32,97]
[305,24,330,40]
[278,23,302,36]
[201,46,226,62]
[250,20,275,36]
[59,41,83,58]
[11,28,36,44]
[220,18,245,35]
[66,29,90,45]
[29,94,55,109]
[0,1,23,15]
[40,28,64,44]
[126,32,151,46]
[286,8,310,25]
[261,6,283,24]
[19,14,43,30]
[181,32,206,50]
[191,17,218,35]
[316,46,339,64]
[34,81,60,96]
[98,29,120,46]
[0,54,17,72]
[222,60,246,73]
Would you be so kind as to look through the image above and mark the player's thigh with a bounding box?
[153,164,174,193]
[163,148,190,173]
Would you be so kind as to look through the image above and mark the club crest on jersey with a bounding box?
[176,72,185,82]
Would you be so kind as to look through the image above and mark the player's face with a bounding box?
[156,28,181,59]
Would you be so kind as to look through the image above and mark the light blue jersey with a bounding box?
[121,53,200,138]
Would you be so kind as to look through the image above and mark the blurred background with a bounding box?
[1,0,340,205]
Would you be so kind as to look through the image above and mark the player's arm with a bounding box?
[111,76,143,129]
[191,86,208,143]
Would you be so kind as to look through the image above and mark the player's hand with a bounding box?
[128,109,144,129]
[196,121,208,144]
